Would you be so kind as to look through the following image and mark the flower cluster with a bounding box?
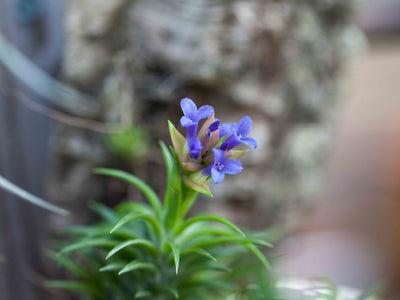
[169,98,257,196]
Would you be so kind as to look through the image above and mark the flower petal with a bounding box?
[188,136,203,159]
[237,116,252,137]
[223,159,243,175]
[231,123,239,134]
[241,137,257,149]
[208,120,220,133]
[180,116,196,128]
[219,123,231,137]
[202,165,213,176]
[211,168,225,184]
[220,135,241,151]
[197,105,214,120]
[180,98,197,120]
[212,148,225,164]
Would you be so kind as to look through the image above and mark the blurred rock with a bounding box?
[51,0,365,229]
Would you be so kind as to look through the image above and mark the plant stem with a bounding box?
[180,189,198,219]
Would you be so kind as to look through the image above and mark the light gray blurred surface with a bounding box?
[359,0,400,32]
[0,0,64,299]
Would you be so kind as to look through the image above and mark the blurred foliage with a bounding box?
[47,202,277,300]
[47,144,274,299]
[0,174,68,215]
[107,125,150,163]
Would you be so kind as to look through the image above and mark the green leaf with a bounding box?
[357,283,383,300]
[249,239,273,248]
[99,262,125,272]
[181,162,203,172]
[160,141,174,187]
[184,248,217,262]
[167,242,180,274]
[225,149,249,160]
[183,175,212,197]
[179,187,198,218]
[0,174,69,216]
[118,260,156,275]
[160,141,182,229]
[47,251,89,278]
[178,228,239,245]
[89,202,120,223]
[168,120,186,161]
[183,237,257,251]
[94,168,162,220]
[45,280,102,298]
[135,289,152,298]
[116,202,152,215]
[175,215,245,238]
[59,239,118,256]
[245,243,271,270]
[110,213,162,238]
[106,239,157,259]
[63,225,109,237]
[157,285,179,299]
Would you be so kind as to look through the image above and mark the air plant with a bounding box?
[47,98,272,300]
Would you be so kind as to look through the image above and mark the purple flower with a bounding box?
[208,120,220,135]
[180,98,214,139]
[219,123,231,137]
[220,116,257,151]
[203,149,243,184]
[188,136,203,159]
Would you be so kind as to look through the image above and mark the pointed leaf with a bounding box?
[99,262,125,272]
[59,239,118,256]
[157,286,179,299]
[135,290,152,298]
[119,260,156,275]
[63,225,109,237]
[110,213,162,238]
[245,243,271,270]
[249,239,273,248]
[185,248,217,262]
[94,169,162,219]
[106,239,157,259]
[185,237,270,252]
[179,228,238,242]
[47,251,89,278]
[116,202,152,215]
[182,162,203,172]
[167,242,180,274]
[198,114,215,137]
[0,174,69,216]
[176,215,245,238]
[89,202,119,223]
[160,141,174,185]
[168,120,186,161]
[225,149,249,160]
[207,130,220,152]
[184,175,212,197]
[45,280,102,298]
[160,141,182,228]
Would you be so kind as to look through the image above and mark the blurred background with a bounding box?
[0,0,399,299]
